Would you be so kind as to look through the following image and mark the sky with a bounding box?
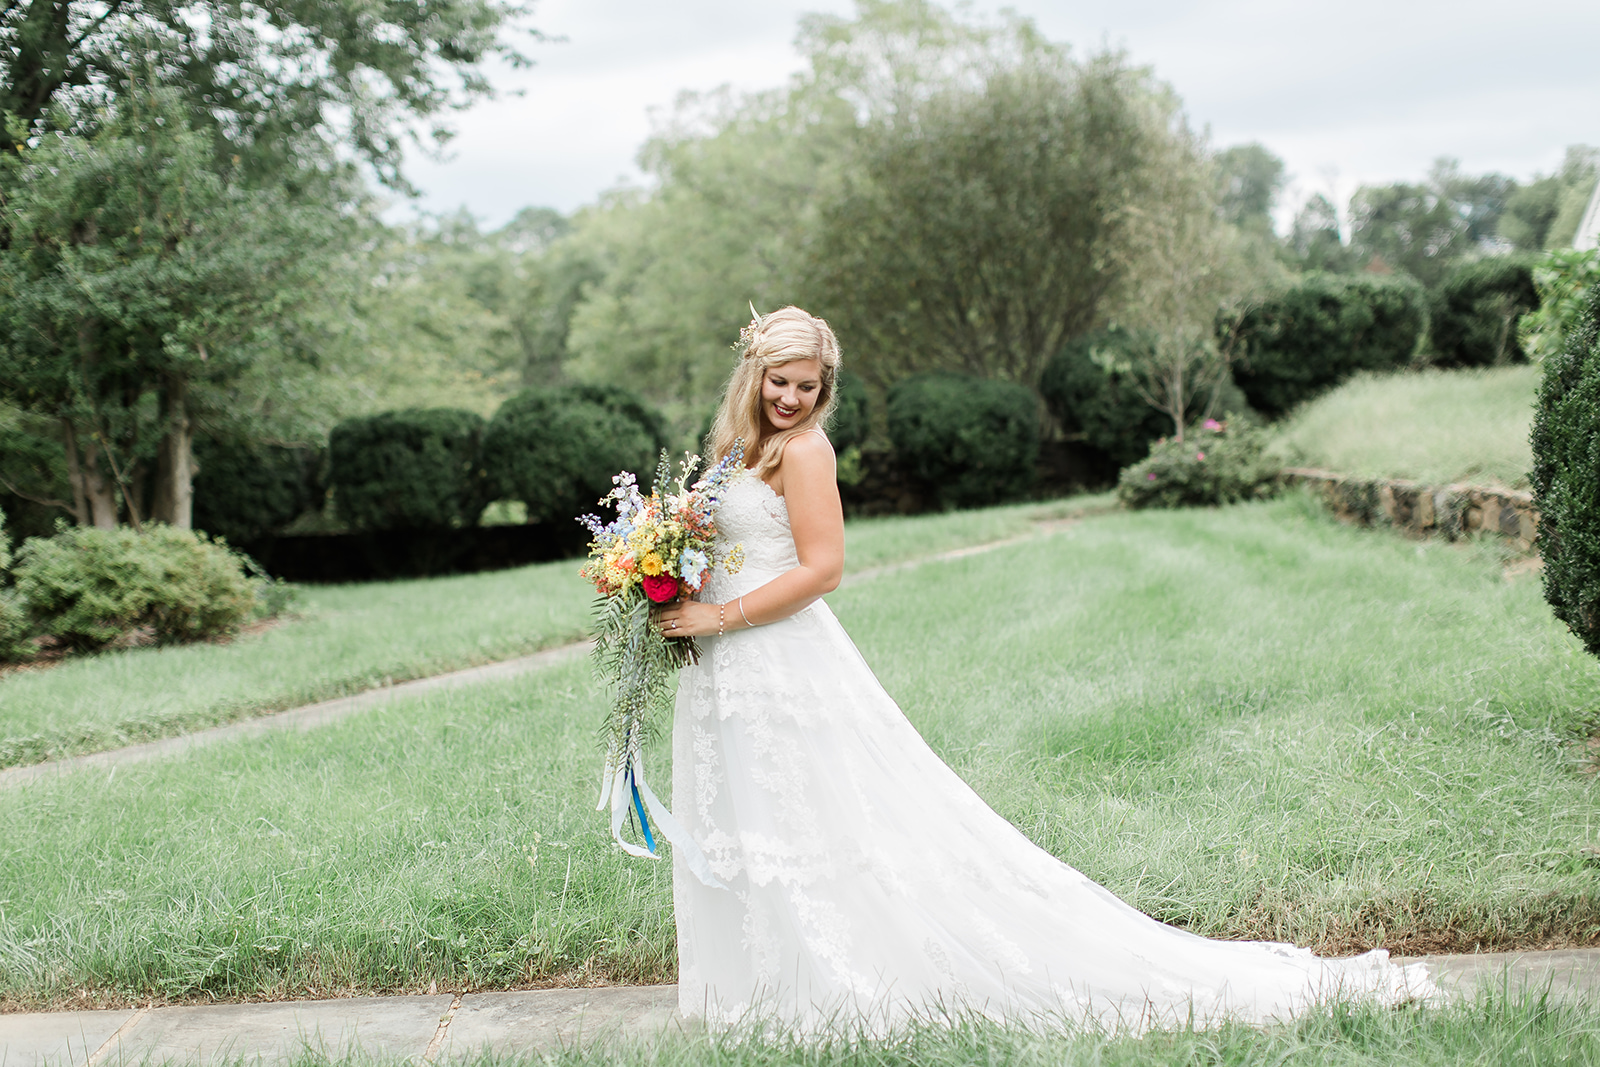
[393,0,1600,233]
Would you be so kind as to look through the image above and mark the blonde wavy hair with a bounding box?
[707,306,842,479]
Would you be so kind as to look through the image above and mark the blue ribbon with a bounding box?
[628,766,657,855]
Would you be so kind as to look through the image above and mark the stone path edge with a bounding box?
[0,513,1092,790]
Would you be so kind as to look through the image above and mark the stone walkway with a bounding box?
[5,950,1599,1065]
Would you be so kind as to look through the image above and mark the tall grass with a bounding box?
[2,497,1594,1008]
[1269,366,1536,487]
[0,500,1094,768]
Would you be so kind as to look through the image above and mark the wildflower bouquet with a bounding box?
[577,444,745,885]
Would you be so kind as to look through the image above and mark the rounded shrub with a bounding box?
[329,408,488,532]
[193,438,322,543]
[1039,327,1173,468]
[482,384,668,526]
[1117,420,1279,510]
[1531,283,1600,656]
[1429,256,1540,368]
[1223,274,1427,418]
[886,374,1039,509]
[14,524,256,649]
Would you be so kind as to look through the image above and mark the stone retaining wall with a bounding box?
[1282,468,1538,549]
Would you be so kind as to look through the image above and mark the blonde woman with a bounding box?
[650,306,1432,1033]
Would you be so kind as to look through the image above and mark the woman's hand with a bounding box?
[652,599,724,638]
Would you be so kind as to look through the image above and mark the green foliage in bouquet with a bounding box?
[1521,248,1600,365]
[329,408,488,531]
[887,374,1039,509]
[483,383,668,527]
[1429,256,1540,368]
[14,525,255,649]
[1040,327,1173,468]
[1223,274,1427,418]
[1531,284,1600,657]
[193,439,324,543]
[1117,420,1279,510]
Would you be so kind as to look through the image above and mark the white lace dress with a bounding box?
[670,473,1433,1033]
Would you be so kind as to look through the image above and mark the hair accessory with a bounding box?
[733,301,762,360]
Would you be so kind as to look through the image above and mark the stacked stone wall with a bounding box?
[1282,468,1538,550]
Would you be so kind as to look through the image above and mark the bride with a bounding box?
[647,306,1433,1033]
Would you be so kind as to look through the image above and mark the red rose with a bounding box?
[643,575,680,603]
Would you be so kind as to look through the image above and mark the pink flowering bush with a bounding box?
[1116,419,1279,510]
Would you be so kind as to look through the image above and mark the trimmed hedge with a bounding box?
[1223,274,1427,418]
[886,374,1038,509]
[1531,283,1600,657]
[14,524,255,650]
[329,408,489,532]
[193,438,322,543]
[1117,420,1278,510]
[1429,256,1539,368]
[1040,327,1173,468]
[482,383,667,528]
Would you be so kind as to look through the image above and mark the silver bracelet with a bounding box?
[737,596,751,628]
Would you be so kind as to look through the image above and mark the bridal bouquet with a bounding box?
[577,445,743,881]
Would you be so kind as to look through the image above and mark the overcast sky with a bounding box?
[393,0,1600,232]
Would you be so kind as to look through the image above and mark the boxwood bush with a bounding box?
[1222,274,1427,418]
[1429,256,1539,368]
[1117,420,1279,510]
[886,373,1038,509]
[482,384,668,527]
[14,524,256,650]
[1040,327,1173,468]
[193,438,322,543]
[329,408,489,531]
[1531,283,1600,657]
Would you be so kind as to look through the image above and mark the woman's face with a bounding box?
[759,358,823,433]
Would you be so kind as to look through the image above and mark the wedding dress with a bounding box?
[669,470,1433,1034]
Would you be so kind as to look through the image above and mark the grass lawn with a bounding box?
[1268,366,1537,488]
[2,495,1596,1011]
[0,498,1099,770]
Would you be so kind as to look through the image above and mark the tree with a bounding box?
[0,0,534,185]
[808,49,1192,393]
[1348,181,1469,288]
[0,91,341,528]
[1288,193,1356,273]
[1215,143,1285,234]
[1500,147,1600,251]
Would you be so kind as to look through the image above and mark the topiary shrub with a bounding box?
[1222,274,1427,419]
[1530,284,1600,656]
[1429,256,1540,368]
[1117,419,1279,510]
[482,384,668,527]
[192,438,323,543]
[14,524,256,650]
[329,408,488,532]
[886,374,1039,509]
[1039,327,1174,468]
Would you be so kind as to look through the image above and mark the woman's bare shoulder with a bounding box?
[780,428,836,468]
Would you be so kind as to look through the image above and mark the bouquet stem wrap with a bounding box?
[580,446,745,889]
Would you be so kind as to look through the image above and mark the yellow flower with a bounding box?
[640,552,664,576]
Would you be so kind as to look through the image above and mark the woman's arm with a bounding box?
[653,432,843,638]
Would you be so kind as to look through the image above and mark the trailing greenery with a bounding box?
[3,500,1597,1007]
[329,408,489,531]
[1521,248,1600,365]
[1269,367,1537,488]
[1117,421,1278,509]
[1040,327,1173,468]
[1531,285,1600,657]
[481,383,668,530]
[886,374,1039,509]
[1224,274,1428,419]
[192,438,324,543]
[1428,255,1539,367]
[12,525,256,650]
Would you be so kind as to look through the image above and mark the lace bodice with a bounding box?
[702,473,798,602]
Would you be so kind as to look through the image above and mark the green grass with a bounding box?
[0,500,1097,769]
[1269,366,1537,487]
[2,495,1596,1010]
